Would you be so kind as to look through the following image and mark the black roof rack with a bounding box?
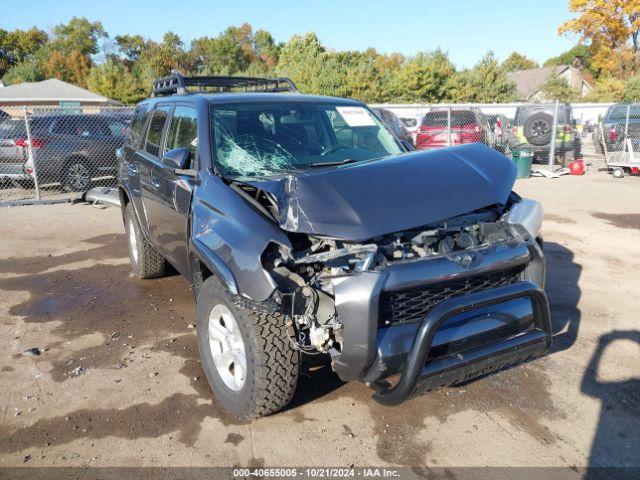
[152,72,298,96]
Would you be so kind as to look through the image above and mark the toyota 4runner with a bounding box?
[117,74,552,419]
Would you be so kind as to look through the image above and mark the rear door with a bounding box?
[144,104,198,275]
[138,104,172,242]
[121,104,151,222]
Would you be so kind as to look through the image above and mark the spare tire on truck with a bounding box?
[523,111,554,146]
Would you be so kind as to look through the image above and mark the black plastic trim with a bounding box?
[372,281,551,406]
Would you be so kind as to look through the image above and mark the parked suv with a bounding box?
[415,108,495,150]
[511,104,580,163]
[0,113,129,191]
[485,113,513,153]
[118,74,551,419]
[594,103,640,154]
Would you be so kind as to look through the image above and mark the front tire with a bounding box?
[196,276,299,419]
[124,203,166,279]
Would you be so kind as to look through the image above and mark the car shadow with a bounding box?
[285,354,345,411]
[544,241,582,354]
[581,330,640,478]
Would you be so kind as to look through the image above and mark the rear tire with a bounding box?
[124,203,166,279]
[196,276,299,419]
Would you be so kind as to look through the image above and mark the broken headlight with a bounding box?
[506,199,544,241]
[293,243,377,273]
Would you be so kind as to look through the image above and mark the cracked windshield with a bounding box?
[211,102,403,177]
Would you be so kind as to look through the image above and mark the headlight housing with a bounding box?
[294,244,377,273]
[507,199,544,241]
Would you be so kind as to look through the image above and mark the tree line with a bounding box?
[0,11,638,105]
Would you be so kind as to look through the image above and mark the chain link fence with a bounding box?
[1,101,634,206]
[0,105,133,205]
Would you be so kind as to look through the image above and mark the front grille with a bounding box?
[378,266,525,327]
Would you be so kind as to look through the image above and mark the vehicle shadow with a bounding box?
[285,354,345,411]
[581,330,640,478]
[544,241,582,353]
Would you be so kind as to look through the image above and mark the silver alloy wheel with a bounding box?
[208,304,247,391]
[66,163,91,190]
[128,217,139,264]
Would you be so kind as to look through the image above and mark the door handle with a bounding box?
[127,163,138,176]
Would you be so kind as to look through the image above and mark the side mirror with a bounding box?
[162,147,191,170]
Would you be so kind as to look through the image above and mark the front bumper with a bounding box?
[331,239,550,402]
[372,281,551,405]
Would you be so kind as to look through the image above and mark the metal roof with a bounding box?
[0,78,116,103]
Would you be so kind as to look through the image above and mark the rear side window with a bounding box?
[164,106,198,160]
[129,104,150,147]
[144,106,171,157]
[51,116,108,137]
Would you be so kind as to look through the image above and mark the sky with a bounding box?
[0,0,578,68]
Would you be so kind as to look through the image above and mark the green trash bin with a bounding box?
[511,149,534,179]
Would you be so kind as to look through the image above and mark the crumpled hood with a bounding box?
[245,143,517,241]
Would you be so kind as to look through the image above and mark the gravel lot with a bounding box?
[0,147,638,475]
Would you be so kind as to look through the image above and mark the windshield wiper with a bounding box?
[309,158,358,168]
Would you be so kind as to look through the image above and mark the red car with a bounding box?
[415,109,494,150]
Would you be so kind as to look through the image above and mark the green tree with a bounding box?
[2,60,43,84]
[585,77,625,101]
[539,73,580,102]
[114,34,147,64]
[623,75,640,101]
[544,45,594,74]
[388,50,456,102]
[49,17,106,56]
[502,52,538,72]
[87,59,144,103]
[450,52,517,102]
[0,27,48,77]
[277,33,325,93]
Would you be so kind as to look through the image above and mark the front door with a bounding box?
[144,105,198,275]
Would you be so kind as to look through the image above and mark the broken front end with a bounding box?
[259,197,551,404]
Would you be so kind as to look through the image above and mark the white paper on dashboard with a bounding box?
[336,106,376,127]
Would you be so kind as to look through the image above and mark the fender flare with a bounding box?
[190,237,238,295]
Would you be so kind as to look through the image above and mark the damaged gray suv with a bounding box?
[117,74,552,419]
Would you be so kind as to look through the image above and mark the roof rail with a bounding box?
[152,72,298,96]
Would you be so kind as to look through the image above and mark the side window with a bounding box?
[129,104,150,147]
[144,105,171,157]
[51,117,79,135]
[106,119,127,137]
[164,106,198,164]
[83,119,109,137]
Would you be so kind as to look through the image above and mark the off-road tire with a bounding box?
[524,112,554,147]
[124,203,166,279]
[196,276,299,419]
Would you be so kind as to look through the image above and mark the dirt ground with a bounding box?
[0,143,639,475]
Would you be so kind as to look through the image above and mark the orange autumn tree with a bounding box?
[559,0,640,78]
